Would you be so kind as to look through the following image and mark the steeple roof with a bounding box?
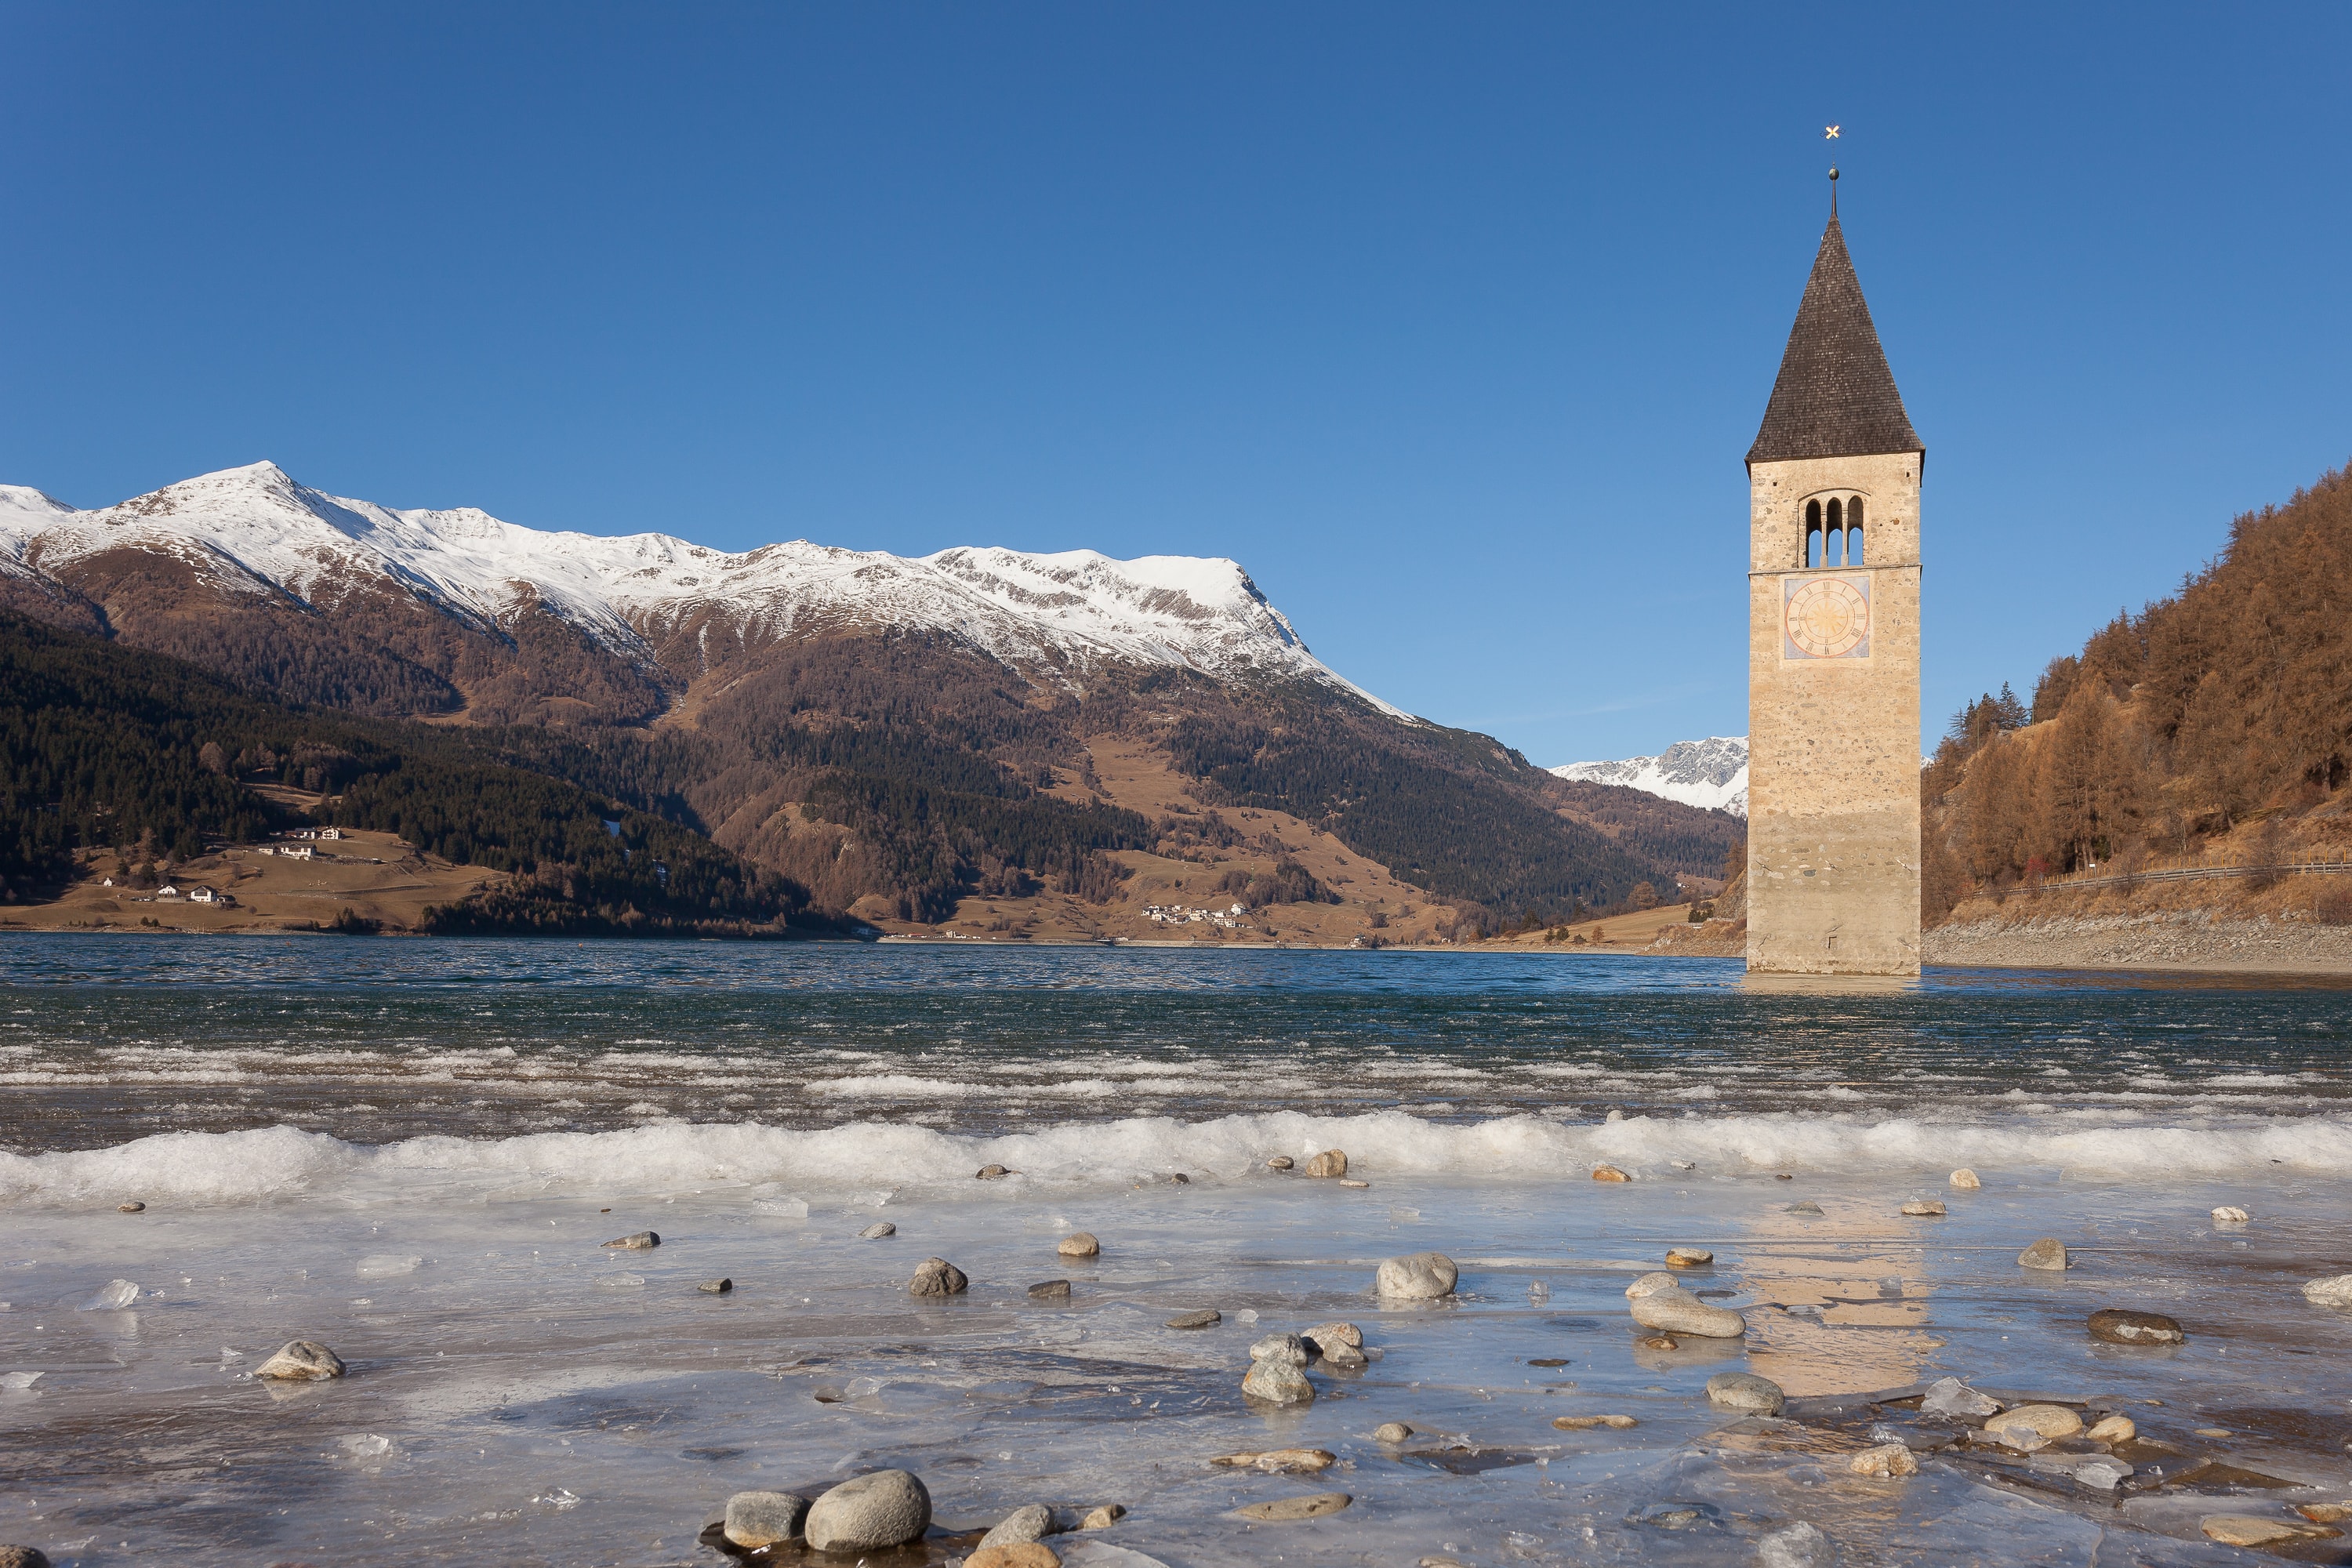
[1747,213,1922,466]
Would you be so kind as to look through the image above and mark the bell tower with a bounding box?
[1745,180,1924,975]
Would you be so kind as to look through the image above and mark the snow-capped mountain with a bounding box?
[0,461,1403,716]
[1552,736,1748,817]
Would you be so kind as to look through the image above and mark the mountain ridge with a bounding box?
[1552,736,1749,817]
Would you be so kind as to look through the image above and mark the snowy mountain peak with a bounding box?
[0,462,1405,716]
[1552,735,1748,817]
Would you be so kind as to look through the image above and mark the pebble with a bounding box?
[859,1222,896,1239]
[1591,1165,1631,1182]
[967,1545,1061,1568]
[1786,1201,1823,1214]
[1671,1160,1696,1171]
[2085,1414,2136,1443]
[1704,1372,1785,1415]
[1375,1251,1459,1299]
[1984,1404,2083,1444]
[698,1278,733,1294]
[1775,1172,1794,1181]
[1919,1377,2000,1417]
[2017,1238,2069,1270]
[1664,1247,1713,1269]
[602,1230,659,1249]
[1211,1448,1335,1473]
[1338,1178,1370,1189]
[1266,1156,1294,1170]
[2087,1308,2184,1345]
[255,1340,346,1381]
[1057,1232,1100,1258]
[1029,1280,1072,1299]
[1553,1414,1638,1430]
[2303,1275,2352,1308]
[1373,1421,1414,1442]
[2200,1515,2342,1548]
[2211,1205,2251,1223]
[1240,1358,1315,1406]
[977,1164,1015,1180]
[1235,1492,1350,1522]
[1900,1200,1946,1217]
[1250,1332,1309,1366]
[2296,1504,2352,1525]
[907,1257,969,1297]
[1166,1308,1221,1329]
[1077,1504,1126,1529]
[1949,1168,1981,1189]
[117,1201,145,1213]
[1755,1522,1833,1568]
[724,1490,810,1548]
[1305,1320,1363,1349]
[1635,1334,1679,1350]
[1848,1442,1920,1477]
[1630,1283,1745,1339]
[804,1469,932,1552]
[1304,1149,1348,1178]
[978,1503,1054,1548]
[0,1550,52,1568]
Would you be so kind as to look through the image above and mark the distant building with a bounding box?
[281,844,314,860]
[189,886,219,904]
[318,826,343,840]
[157,884,180,898]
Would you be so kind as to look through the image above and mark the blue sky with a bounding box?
[5,4,2347,764]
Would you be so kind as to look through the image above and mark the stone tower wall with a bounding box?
[1746,450,1922,975]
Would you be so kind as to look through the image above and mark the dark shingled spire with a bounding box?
[1747,214,1921,466]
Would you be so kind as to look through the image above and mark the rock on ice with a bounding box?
[1949,1168,1981,1189]
[1755,1522,1834,1568]
[908,1258,968,1297]
[1304,1149,1348,1178]
[803,1470,932,1552]
[1920,1377,2000,1417]
[601,1230,659,1250]
[1848,1443,1919,1476]
[2303,1275,2352,1308]
[1058,1232,1100,1258]
[724,1490,810,1548]
[2017,1238,2069,1270]
[1704,1372,1784,1415]
[2088,1308,2184,1345]
[255,1340,346,1381]
[1375,1251,1458,1299]
[977,1503,1054,1548]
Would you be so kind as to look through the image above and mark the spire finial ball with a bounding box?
[1828,166,1839,181]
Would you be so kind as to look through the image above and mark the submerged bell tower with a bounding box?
[1744,175,1924,975]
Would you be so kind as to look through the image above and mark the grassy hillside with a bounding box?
[0,612,816,934]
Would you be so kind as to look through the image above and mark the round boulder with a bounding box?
[804,1469,932,1553]
[0,1549,54,1568]
[2303,1274,2352,1308]
[908,1257,969,1297]
[1949,1168,1982,1189]
[1240,1356,1314,1406]
[1704,1371,1784,1415]
[2017,1238,2069,1270]
[1057,1232,1100,1258]
[1249,1332,1309,1366]
[1374,1251,1458,1299]
[1304,1149,1348,1178]
[1630,1286,1745,1338]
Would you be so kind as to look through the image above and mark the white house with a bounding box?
[156,884,180,898]
[189,886,219,904]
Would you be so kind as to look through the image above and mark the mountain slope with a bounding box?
[1552,736,1750,817]
[1,462,1739,927]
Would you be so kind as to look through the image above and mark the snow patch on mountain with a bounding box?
[0,462,1409,717]
[1552,736,1748,817]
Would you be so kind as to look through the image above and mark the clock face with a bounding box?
[1784,575,1871,659]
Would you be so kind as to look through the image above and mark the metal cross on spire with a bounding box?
[1825,125,1841,213]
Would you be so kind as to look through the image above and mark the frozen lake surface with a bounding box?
[5,938,2352,1566]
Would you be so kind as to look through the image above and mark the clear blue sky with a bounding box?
[5,4,2347,764]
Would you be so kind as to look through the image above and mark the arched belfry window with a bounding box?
[1846,495,1864,564]
[1805,499,1823,568]
[1801,493,1868,568]
[1825,497,1844,564]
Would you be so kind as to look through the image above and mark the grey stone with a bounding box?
[1077,1503,1125,1529]
[2017,1238,2068,1270]
[1372,1421,1413,1442]
[601,1230,659,1249]
[1305,1319,1363,1348]
[804,1469,933,1552]
[1755,1520,1835,1567]
[0,1548,55,1568]
[1304,1149,1348,1178]
[255,1340,345,1381]
[1918,1377,2000,1417]
[976,1163,1014,1180]
[908,1257,969,1297]
[2303,1274,2352,1308]
[1704,1372,1785,1415]
[1948,1168,1982,1190]
[1315,1337,1368,1368]
[1632,1285,1746,1338]
[1900,1200,1946,1218]
[978,1503,1055,1548]
[1786,1201,1823,1214]
[2086,1308,2183,1345]
[1250,1332,1309,1366]
[1665,1247,1714,1269]
[1240,1357,1314,1405]
[1165,1308,1220,1329]
[724,1490,810,1548]
[117,1201,145,1213]
[1375,1250,1458,1299]
[859,1221,896,1239]
[1029,1279,1072,1299]
[1057,1232,1100,1258]
[698,1278,733,1294]
[1266,1156,1294,1170]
